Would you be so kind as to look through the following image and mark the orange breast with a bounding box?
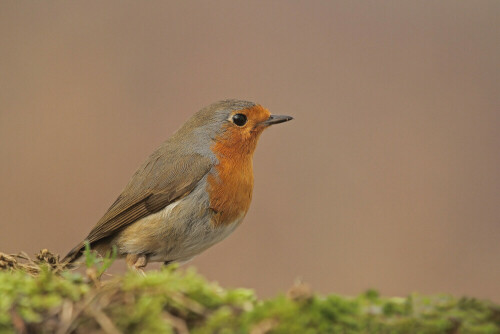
[207,105,270,227]
[207,150,254,227]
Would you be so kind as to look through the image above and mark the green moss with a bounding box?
[0,251,498,333]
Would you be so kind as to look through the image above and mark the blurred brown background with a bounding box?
[1,1,499,301]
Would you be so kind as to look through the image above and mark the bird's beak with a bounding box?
[260,114,294,126]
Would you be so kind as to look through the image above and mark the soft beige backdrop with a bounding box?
[1,1,499,301]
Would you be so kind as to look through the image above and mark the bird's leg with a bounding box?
[126,254,148,276]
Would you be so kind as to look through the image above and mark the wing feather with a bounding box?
[64,153,213,262]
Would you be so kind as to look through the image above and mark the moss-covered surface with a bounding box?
[0,250,499,334]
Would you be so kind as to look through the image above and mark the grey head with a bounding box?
[162,99,257,159]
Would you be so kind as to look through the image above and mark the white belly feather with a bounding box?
[115,195,244,263]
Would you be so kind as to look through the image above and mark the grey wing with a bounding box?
[63,152,213,262]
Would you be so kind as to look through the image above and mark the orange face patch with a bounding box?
[221,104,271,154]
[207,105,271,227]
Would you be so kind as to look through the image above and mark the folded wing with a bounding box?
[63,152,213,263]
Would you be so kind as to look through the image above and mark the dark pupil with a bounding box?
[233,114,247,126]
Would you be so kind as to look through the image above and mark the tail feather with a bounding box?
[62,242,85,264]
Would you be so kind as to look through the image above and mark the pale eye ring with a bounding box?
[232,113,247,126]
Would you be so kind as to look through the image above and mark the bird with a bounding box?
[63,99,293,272]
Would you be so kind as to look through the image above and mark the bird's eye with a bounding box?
[232,113,247,126]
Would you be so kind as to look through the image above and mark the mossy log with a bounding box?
[0,250,499,334]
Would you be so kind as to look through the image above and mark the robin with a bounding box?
[63,99,293,271]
